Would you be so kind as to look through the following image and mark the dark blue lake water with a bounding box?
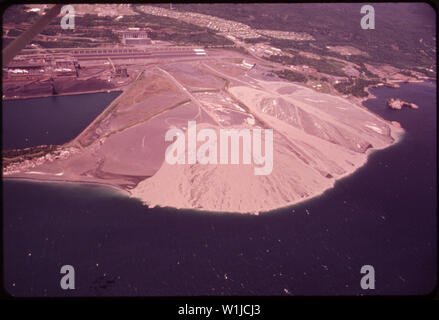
[2,92,120,150]
[2,82,437,296]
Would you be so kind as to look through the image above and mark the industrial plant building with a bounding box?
[119,28,151,46]
[3,54,78,81]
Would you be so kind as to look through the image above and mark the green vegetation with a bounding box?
[3,145,58,158]
[3,5,39,24]
[227,46,249,55]
[399,70,413,77]
[148,29,233,47]
[44,7,234,47]
[7,28,23,37]
[31,40,100,48]
[355,62,379,79]
[412,67,436,78]
[167,3,435,74]
[49,13,116,27]
[129,5,233,47]
[274,69,307,83]
[40,28,58,36]
[334,78,379,98]
[4,3,435,76]
[40,26,119,42]
[269,54,346,77]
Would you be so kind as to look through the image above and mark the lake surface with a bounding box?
[2,92,121,150]
[2,82,436,296]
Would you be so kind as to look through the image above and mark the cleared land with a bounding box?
[4,53,403,213]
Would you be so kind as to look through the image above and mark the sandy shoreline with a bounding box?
[3,68,424,214]
[130,125,405,216]
[3,175,131,197]
[3,80,408,214]
[2,101,405,215]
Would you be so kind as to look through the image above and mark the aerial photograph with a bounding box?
[1,3,437,299]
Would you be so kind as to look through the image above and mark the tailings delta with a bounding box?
[2,81,436,296]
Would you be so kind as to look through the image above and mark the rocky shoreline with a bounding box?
[387,97,419,110]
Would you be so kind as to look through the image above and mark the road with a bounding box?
[157,66,224,127]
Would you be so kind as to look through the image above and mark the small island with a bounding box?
[387,98,419,110]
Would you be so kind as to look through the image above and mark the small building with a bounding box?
[120,28,151,46]
[4,54,78,81]
[53,55,78,78]
[5,59,46,81]
[114,66,128,77]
